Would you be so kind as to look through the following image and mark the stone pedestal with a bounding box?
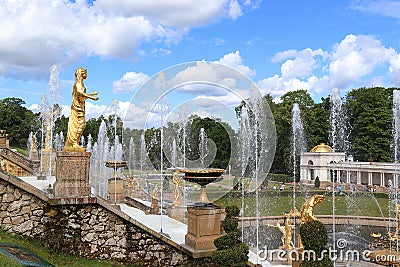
[168,206,186,223]
[41,149,56,176]
[108,178,125,203]
[0,130,8,148]
[54,151,91,197]
[185,206,222,252]
[30,149,39,161]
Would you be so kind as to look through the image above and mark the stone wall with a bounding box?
[0,170,214,266]
[0,179,47,237]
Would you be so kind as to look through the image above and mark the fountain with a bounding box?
[178,167,225,252]
[90,121,113,198]
[291,103,307,247]
[45,64,62,176]
[199,128,208,169]
[128,137,136,171]
[105,160,127,204]
[38,94,49,177]
[329,87,345,259]
[179,168,225,204]
[86,134,92,152]
[238,107,251,242]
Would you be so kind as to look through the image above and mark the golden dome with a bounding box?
[310,143,333,153]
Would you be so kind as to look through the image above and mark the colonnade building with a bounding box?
[300,143,399,188]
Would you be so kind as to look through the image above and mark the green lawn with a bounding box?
[0,228,129,267]
[9,146,28,156]
[214,191,392,217]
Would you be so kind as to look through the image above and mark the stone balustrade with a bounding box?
[0,169,213,266]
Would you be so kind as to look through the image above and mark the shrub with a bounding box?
[314,176,320,188]
[211,205,248,267]
[299,220,333,267]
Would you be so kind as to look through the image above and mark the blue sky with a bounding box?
[1,0,400,128]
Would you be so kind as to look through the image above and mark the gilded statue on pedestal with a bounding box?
[172,171,182,206]
[64,67,99,152]
[127,176,136,197]
[150,184,160,214]
[268,210,295,250]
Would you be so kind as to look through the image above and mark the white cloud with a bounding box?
[258,34,400,99]
[351,0,400,19]
[329,34,393,87]
[389,53,400,85]
[217,51,256,76]
[151,48,172,57]
[113,72,150,93]
[29,101,141,128]
[93,0,227,28]
[228,0,243,20]
[0,0,256,79]
[168,51,254,97]
[76,100,150,129]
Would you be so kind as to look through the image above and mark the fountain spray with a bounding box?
[47,64,62,176]
[393,90,400,251]
[291,103,307,246]
[239,107,251,242]
[39,94,49,175]
[329,87,349,263]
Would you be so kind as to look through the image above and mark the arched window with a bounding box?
[308,160,314,180]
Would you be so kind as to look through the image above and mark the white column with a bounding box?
[380,173,384,187]
[346,171,351,184]
[357,171,361,184]
[368,172,373,185]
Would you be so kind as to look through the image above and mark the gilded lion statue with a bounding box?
[300,194,325,224]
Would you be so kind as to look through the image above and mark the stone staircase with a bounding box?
[0,147,37,176]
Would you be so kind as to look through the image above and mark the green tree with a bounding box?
[54,115,68,137]
[308,97,330,147]
[270,90,317,175]
[82,115,105,144]
[346,87,394,162]
[0,98,38,147]
[185,116,235,169]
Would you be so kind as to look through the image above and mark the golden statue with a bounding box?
[298,194,325,250]
[30,133,38,152]
[172,171,182,206]
[64,67,99,152]
[150,184,160,214]
[127,176,136,197]
[268,210,294,250]
[300,194,325,224]
[397,204,400,233]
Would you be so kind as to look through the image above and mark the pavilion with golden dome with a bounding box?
[300,143,398,188]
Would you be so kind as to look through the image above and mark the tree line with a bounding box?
[0,86,397,175]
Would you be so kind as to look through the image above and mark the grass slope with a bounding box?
[0,228,125,267]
